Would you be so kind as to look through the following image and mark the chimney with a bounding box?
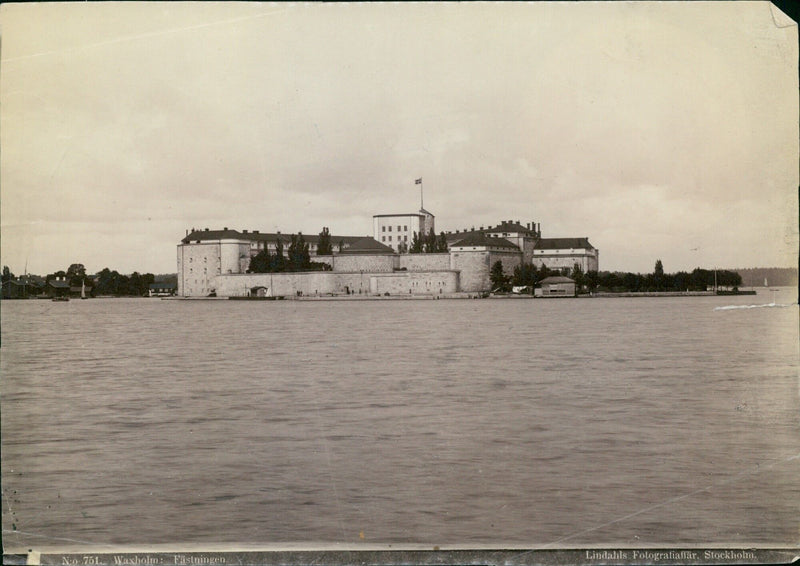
[204,228,209,231]
[243,229,248,233]
[186,229,189,236]
[223,227,228,231]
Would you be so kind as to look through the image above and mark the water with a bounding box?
[2,289,798,551]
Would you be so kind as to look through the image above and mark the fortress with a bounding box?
[177,208,598,297]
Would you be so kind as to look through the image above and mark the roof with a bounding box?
[149,283,176,290]
[418,208,434,216]
[535,237,595,250]
[450,232,519,249]
[445,220,537,242]
[483,221,536,235]
[373,213,425,219]
[181,229,243,243]
[181,229,363,246]
[540,276,575,284]
[48,280,70,288]
[339,237,395,255]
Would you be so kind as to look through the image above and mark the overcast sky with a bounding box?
[1,2,797,276]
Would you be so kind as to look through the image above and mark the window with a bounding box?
[404,225,407,231]
[382,236,386,242]
[382,226,385,232]
[397,225,401,231]
[388,236,392,242]
[388,226,392,232]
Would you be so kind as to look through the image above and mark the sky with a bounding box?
[1,2,797,276]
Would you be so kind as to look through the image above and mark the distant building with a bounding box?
[149,282,177,297]
[373,209,434,253]
[177,208,599,297]
[177,227,364,297]
[532,237,599,273]
[47,278,70,298]
[449,232,522,292]
[445,220,597,272]
[2,279,39,299]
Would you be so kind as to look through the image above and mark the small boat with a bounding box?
[81,279,88,299]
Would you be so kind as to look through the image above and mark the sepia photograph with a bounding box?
[1,2,798,565]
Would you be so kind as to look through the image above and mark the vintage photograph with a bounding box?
[1,2,798,564]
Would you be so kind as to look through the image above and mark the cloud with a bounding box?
[1,2,796,275]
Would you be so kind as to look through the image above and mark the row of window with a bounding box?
[381,225,408,232]
[250,242,319,250]
[381,235,408,243]
[188,267,220,275]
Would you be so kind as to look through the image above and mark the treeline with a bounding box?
[583,267,742,293]
[496,259,743,293]
[2,263,164,296]
[248,232,331,273]
[93,268,155,296]
[408,229,448,254]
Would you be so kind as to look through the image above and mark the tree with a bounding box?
[436,232,449,253]
[287,232,310,270]
[623,272,641,292]
[317,227,332,255]
[46,270,67,283]
[673,271,691,292]
[409,231,423,253]
[512,262,538,288]
[271,237,286,271]
[424,227,437,253]
[654,259,664,291]
[490,260,510,292]
[66,263,87,286]
[537,264,551,282]
[571,264,585,292]
[584,270,599,293]
[2,266,14,283]
[249,247,272,273]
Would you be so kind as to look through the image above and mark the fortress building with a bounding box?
[177,212,598,298]
[372,209,435,253]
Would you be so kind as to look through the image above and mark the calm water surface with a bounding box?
[2,290,798,550]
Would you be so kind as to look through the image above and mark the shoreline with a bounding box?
[162,290,766,301]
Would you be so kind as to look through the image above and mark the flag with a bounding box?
[415,178,422,184]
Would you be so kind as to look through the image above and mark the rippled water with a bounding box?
[2,289,798,551]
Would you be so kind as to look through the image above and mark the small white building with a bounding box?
[373,209,435,253]
[536,276,576,298]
